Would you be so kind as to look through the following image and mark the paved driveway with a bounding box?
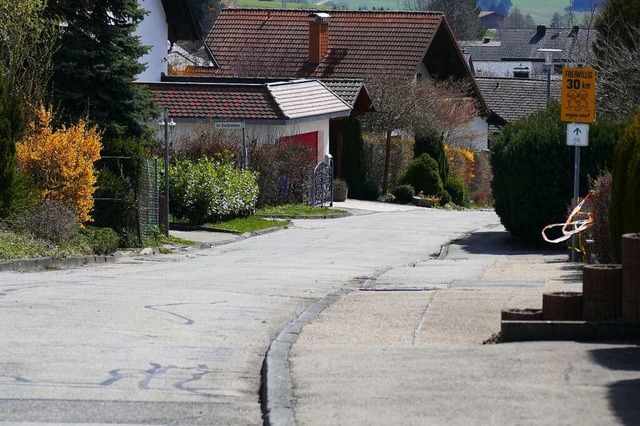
[0,207,498,424]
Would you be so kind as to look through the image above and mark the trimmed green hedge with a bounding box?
[168,158,259,225]
[491,102,624,244]
[611,110,640,260]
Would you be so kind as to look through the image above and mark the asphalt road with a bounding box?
[0,207,498,425]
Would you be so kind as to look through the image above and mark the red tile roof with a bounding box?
[195,10,445,79]
[146,82,282,120]
[144,79,351,122]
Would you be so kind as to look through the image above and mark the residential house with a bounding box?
[191,9,493,151]
[479,11,505,30]
[136,0,204,82]
[475,76,562,139]
[134,1,354,167]
[146,79,352,163]
[461,25,597,79]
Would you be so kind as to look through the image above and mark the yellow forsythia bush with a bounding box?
[445,145,475,185]
[16,107,102,224]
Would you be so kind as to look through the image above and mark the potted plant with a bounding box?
[333,178,348,202]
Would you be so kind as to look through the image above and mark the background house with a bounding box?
[475,76,562,139]
[191,9,492,151]
[461,25,597,79]
[136,0,204,82]
[479,11,505,31]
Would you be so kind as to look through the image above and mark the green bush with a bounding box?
[168,157,259,225]
[361,180,380,201]
[611,110,640,260]
[438,189,452,206]
[491,102,624,244]
[399,153,444,197]
[80,226,119,255]
[92,138,151,247]
[336,116,367,198]
[392,184,415,204]
[414,130,448,183]
[444,176,468,207]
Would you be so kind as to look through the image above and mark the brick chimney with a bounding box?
[309,13,330,65]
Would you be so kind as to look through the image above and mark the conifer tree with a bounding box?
[45,0,156,141]
[427,0,485,40]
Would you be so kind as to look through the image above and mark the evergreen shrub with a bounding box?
[399,153,444,197]
[445,176,468,207]
[414,130,448,183]
[491,102,624,244]
[611,110,640,260]
[392,184,415,204]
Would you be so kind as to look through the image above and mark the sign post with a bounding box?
[215,121,248,168]
[561,68,596,261]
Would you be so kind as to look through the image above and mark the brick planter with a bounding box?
[501,308,543,321]
[622,233,640,320]
[543,292,583,321]
[583,264,622,321]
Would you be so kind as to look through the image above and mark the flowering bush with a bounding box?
[15,107,101,224]
[166,157,259,225]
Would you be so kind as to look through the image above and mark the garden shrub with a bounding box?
[398,153,444,197]
[168,157,259,225]
[469,150,493,206]
[444,176,468,207]
[414,130,448,183]
[80,226,119,255]
[591,172,614,263]
[172,125,242,164]
[16,106,102,224]
[361,180,381,200]
[438,189,452,206]
[392,184,415,204]
[332,117,366,198]
[491,102,624,244]
[611,110,640,260]
[0,72,23,218]
[249,142,314,207]
[12,199,78,244]
[92,137,151,247]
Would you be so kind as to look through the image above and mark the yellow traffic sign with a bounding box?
[561,67,597,123]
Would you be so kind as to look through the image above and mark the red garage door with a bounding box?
[278,131,318,164]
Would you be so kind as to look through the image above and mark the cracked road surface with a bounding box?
[0,208,498,424]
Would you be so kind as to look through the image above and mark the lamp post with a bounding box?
[158,107,175,236]
[537,48,562,100]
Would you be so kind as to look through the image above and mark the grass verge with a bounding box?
[257,204,345,217]
[0,228,95,261]
[206,216,290,234]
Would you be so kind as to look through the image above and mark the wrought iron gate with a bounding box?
[310,155,333,207]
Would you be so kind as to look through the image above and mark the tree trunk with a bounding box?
[382,129,392,194]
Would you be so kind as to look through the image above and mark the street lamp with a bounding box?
[538,48,562,100]
[157,107,176,236]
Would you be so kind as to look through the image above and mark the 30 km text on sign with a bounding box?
[561,67,597,123]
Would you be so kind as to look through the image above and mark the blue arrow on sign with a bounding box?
[573,127,582,135]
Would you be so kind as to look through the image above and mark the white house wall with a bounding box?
[136,0,168,82]
[467,116,489,151]
[167,119,330,164]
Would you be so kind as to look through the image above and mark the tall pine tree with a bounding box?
[46,0,156,142]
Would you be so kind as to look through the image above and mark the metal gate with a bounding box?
[310,155,333,207]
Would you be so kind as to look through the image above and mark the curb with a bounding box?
[260,289,345,426]
[260,271,385,426]
[0,255,116,273]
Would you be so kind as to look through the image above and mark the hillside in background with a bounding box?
[226,0,602,28]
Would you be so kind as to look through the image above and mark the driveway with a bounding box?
[0,206,498,424]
